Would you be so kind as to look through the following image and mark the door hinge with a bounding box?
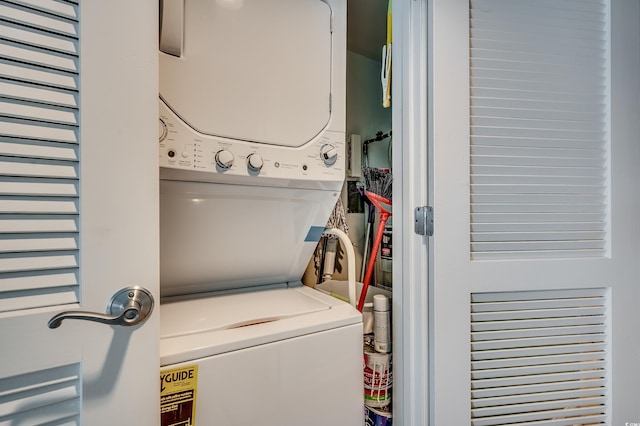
[414,206,434,236]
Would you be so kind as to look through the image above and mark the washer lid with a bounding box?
[160,285,329,339]
[160,0,332,147]
[159,286,362,365]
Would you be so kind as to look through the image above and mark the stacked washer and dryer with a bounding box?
[158,0,362,425]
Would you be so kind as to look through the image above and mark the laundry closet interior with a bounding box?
[157,0,395,425]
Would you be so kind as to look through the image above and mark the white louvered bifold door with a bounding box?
[0,0,80,317]
[0,2,82,423]
[427,0,640,424]
[469,0,609,260]
[0,1,159,424]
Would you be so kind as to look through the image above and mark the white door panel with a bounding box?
[397,0,640,424]
[0,1,159,424]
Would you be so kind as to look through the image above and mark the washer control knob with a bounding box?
[158,119,168,142]
[247,153,264,172]
[320,144,338,165]
[215,150,235,169]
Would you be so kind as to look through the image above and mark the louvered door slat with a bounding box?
[0,269,77,292]
[472,305,605,321]
[469,0,609,260]
[0,22,77,55]
[0,139,78,160]
[472,378,607,400]
[1,121,78,143]
[471,107,604,124]
[0,41,78,72]
[0,178,78,196]
[0,62,78,90]
[471,361,606,382]
[471,127,605,142]
[0,5,77,37]
[477,0,604,14]
[472,296,606,311]
[472,222,605,233]
[471,193,606,203]
[472,352,605,370]
[472,316,605,331]
[471,77,605,97]
[472,324,606,340]
[471,213,605,223]
[472,408,605,426]
[470,75,604,94]
[472,185,605,196]
[473,396,607,418]
[0,159,77,178]
[473,387,607,409]
[0,100,78,125]
[472,288,606,301]
[0,383,78,417]
[472,6,605,30]
[471,87,603,104]
[0,1,79,313]
[0,81,78,108]
[9,0,78,20]
[471,288,608,425]
[472,333,606,351]
[0,364,80,423]
[0,234,78,252]
[0,252,78,272]
[471,145,605,158]
[472,204,605,214]
[0,215,77,233]
[472,342,607,361]
[471,162,604,174]
[474,295,605,308]
[471,175,605,186]
[471,154,604,167]
[0,198,77,214]
[472,0,605,15]
[0,286,77,313]
[471,97,604,114]
[472,360,606,381]
[472,232,605,245]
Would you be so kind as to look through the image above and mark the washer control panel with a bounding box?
[159,101,345,185]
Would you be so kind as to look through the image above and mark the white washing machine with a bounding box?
[158,0,362,425]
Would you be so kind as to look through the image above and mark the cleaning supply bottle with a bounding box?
[375,216,393,289]
[373,294,391,353]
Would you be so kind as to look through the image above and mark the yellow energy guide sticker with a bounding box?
[161,364,198,426]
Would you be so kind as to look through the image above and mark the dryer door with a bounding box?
[159,179,340,296]
[160,0,332,148]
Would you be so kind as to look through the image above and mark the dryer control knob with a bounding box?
[215,150,235,169]
[158,119,168,142]
[320,144,338,166]
[247,153,264,172]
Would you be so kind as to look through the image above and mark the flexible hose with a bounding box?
[322,228,356,308]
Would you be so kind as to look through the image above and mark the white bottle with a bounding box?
[373,294,391,353]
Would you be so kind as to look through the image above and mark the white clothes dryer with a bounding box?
[158,0,362,425]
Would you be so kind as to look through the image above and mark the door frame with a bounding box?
[392,1,430,425]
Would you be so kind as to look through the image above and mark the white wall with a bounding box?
[346,51,393,170]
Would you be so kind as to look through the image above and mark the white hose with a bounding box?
[322,228,356,308]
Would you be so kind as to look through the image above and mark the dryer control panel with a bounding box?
[159,101,345,191]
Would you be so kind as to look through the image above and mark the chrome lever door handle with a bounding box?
[48,286,154,329]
